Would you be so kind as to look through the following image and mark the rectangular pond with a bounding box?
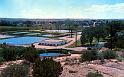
[45,30,69,33]
[12,32,30,35]
[42,34,54,37]
[0,36,47,45]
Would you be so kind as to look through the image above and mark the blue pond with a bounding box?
[39,53,64,57]
[46,30,69,33]
[42,34,54,37]
[0,36,47,45]
[12,32,30,34]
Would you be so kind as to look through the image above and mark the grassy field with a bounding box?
[66,40,82,48]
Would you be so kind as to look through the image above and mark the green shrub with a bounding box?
[1,46,28,61]
[113,48,122,51]
[1,46,42,62]
[0,56,4,64]
[81,49,98,61]
[97,52,103,60]
[23,47,39,63]
[2,47,17,61]
[103,50,117,59]
[1,64,29,77]
[14,46,27,58]
[97,52,105,64]
[122,50,124,58]
[33,58,63,77]
[86,72,103,77]
[116,56,123,62]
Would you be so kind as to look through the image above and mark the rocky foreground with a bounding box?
[0,60,124,77]
[60,60,124,77]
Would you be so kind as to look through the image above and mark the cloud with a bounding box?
[20,8,64,18]
[82,3,124,19]
[20,3,124,19]
[0,0,124,19]
[9,0,88,18]
[20,8,88,19]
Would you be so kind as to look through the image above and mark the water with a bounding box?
[39,53,64,57]
[26,33,41,35]
[12,32,30,34]
[45,30,69,33]
[42,34,54,37]
[0,36,47,45]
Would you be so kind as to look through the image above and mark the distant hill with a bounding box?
[0,18,124,27]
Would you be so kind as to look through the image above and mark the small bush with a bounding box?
[23,47,39,63]
[81,49,98,62]
[103,50,117,59]
[1,64,29,77]
[0,49,4,64]
[97,52,105,64]
[2,47,17,61]
[0,56,4,64]
[1,46,28,61]
[116,56,123,62]
[86,72,103,77]
[122,50,124,58]
[33,58,63,77]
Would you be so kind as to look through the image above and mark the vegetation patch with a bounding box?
[66,40,81,48]
[86,72,103,77]
[80,49,98,62]
[1,64,29,77]
[33,58,63,77]
[102,50,117,59]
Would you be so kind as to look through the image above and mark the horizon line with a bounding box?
[0,17,124,20]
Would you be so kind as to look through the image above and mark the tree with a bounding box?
[94,25,108,42]
[73,24,79,46]
[70,25,75,38]
[55,23,61,32]
[33,58,63,77]
[24,20,32,27]
[80,33,88,46]
[81,27,94,46]
[116,35,124,48]
[106,21,124,49]
[65,19,74,38]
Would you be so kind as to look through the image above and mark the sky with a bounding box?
[0,0,124,19]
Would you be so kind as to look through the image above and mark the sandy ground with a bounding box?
[60,61,124,77]
[55,54,124,77]
[60,64,96,77]
[1,59,124,77]
[64,47,87,51]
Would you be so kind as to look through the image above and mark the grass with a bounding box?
[66,40,82,48]
[66,40,99,48]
